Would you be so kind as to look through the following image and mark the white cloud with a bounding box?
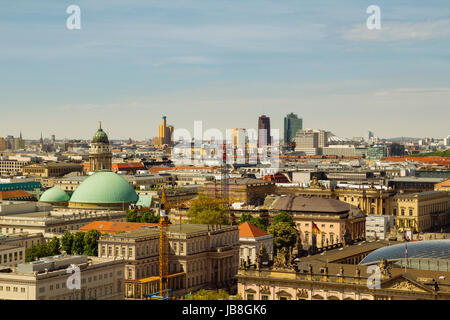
[342,19,450,42]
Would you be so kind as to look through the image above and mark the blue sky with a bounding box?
[1,0,449,140]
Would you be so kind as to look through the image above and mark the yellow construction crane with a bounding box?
[159,189,170,299]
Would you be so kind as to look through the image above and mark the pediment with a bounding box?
[384,278,431,293]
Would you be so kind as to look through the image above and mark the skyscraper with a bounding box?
[154,116,174,146]
[258,115,271,147]
[284,113,303,144]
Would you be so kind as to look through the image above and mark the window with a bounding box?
[247,294,254,300]
[409,209,413,216]
[129,248,133,256]
[261,295,269,300]
[21,288,25,293]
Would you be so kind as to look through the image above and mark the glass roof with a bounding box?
[360,240,450,265]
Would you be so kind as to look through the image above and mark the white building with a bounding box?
[239,222,273,264]
[365,215,395,240]
[0,255,125,300]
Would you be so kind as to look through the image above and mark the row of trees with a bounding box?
[60,230,102,256]
[126,209,160,223]
[183,289,242,300]
[25,236,61,262]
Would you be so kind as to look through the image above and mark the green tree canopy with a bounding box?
[140,210,160,223]
[183,289,241,300]
[272,211,295,227]
[83,229,101,256]
[61,232,74,254]
[126,209,139,222]
[25,243,51,262]
[72,231,85,255]
[187,195,229,226]
[47,236,61,256]
[267,221,299,252]
[238,213,268,231]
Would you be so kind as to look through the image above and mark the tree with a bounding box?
[238,213,268,231]
[272,211,295,227]
[187,195,229,226]
[83,229,101,256]
[25,243,50,262]
[183,289,241,300]
[267,222,299,252]
[72,231,85,255]
[126,209,139,222]
[61,232,74,254]
[47,236,61,256]
[140,210,160,223]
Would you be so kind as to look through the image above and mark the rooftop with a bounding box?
[239,222,269,238]
[270,195,357,213]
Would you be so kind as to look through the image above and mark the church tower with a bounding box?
[89,122,112,172]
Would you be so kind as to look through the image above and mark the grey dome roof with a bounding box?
[360,240,450,265]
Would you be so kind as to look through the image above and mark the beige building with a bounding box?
[21,162,83,178]
[202,178,276,206]
[0,245,25,267]
[0,232,45,251]
[237,240,450,300]
[435,178,450,191]
[391,191,449,233]
[98,224,240,299]
[0,159,32,176]
[88,123,112,172]
[0,255,125,300]
[0,209,126,240]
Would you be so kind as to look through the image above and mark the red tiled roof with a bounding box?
[0,190,35,200]
[238,222,268,238]
[78,221,158,234]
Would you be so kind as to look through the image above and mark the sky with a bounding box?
[0,0,449,141]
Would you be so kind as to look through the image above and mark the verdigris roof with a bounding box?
[70,171,138,204]
[39,187,69,203]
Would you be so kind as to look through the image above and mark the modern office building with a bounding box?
[257,115,271,147]
[284,113,303,144]
[367,145,388,160]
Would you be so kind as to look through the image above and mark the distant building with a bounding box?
[201,178,276,206]
[284,113,302,144]
[21,162,83,178]
[367,145,387,160]
[257,115,271,147]
[153,116,174,146]
[365,215,394,240]
[294,129,329,156]
[445,135,450,147]
[88,122,112,172]
[0,245,25,267]
[0,159,32,176]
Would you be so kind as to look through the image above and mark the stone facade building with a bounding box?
[0,255,125,300]
[98,224,240,299]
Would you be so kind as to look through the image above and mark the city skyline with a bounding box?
[1,1,450,139]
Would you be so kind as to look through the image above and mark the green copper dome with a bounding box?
[39,187,70,203]
[92,122,109,144]
[69,171,138,205]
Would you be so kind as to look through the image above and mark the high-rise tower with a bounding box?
[89,122,112,172]
[257,115,271,147]
[284,113,303,144]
